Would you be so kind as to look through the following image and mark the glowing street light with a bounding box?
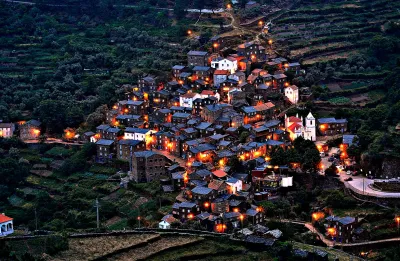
[187,30,192,36]
[204,202,210,208]
[258,20,263,26]
[268,39,273,45]
[226,4,231,9]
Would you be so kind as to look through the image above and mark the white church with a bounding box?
[285,112,316,141]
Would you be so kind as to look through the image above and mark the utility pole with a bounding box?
[94,198,100,229]
[34,208,38,231]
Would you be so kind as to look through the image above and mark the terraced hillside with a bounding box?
[271,0,400,65]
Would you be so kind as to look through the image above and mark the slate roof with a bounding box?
[133,151,158,158]
[318,117,348,124]
[265,140,284,146]
[188,51,208,56]
[193,169,213,178]
[193,66,211,72]
[172,65,185,70]
[266,229,282,238]
[264,120,280,128]
[26,119,41,127]
[96,124,110,131]
[179,202,197,208]
[272,74,287,79]
[196,122,213,130]
[125,127,150,134]
[246,209,259,216]
[191,186,213,195]
[242,106,256,113]
[96,139,114,146]
[173,112,191,118]
[338,216,356,225]
[223,212,241,219]
[343,135,357,146]
[118,139,142,146]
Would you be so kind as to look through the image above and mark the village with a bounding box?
[1,35,368,247]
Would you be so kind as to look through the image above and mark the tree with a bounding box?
[270,147,287,166]
[174,0,187,20]
[194,0,205,13]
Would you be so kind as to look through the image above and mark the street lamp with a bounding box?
[396,216,400,234]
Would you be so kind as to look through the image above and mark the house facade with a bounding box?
[131,151,167,183]
[0,123,14,138]
[0,214,13,237]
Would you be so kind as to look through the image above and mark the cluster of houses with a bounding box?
[0,38,351,237]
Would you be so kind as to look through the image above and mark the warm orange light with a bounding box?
[144,93,149,100]
[239,215,244,221]
[187,162,192,167]
[178,80,184,85]
[204,202,210,208]
[258,21,263,26]
[124,108,129,113]
[284,82,289,87]
[233,208,239,212]
[213,43,218,48]
[251,55,256,60]
[268,39,273,45]
[187,30,192,35]
[227,4,231,9]
[33,129,40,135]
[115,121,119,126]
[113,105,118,110]
[219,159,225,167]
[188,213,194,219]
[312,212,325,221]
[395,217,400,223]
[256,207,262,212]
[284,63,289,68]
[265,156,270,161]
[320,124,326,130]
[327,227,336,236]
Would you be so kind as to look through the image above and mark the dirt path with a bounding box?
[108,236,202,261]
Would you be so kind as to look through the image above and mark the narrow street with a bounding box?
[152,148,186,168]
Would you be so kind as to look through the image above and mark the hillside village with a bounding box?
[1,37,357,241]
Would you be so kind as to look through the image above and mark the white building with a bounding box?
[0,214,13,237]
[124,127,155,142]
[179,92,202,108]
[0,123,14,138]
[159,214,176,229]
[226,177,242,193]
[284,85,299,104]
[211,57,237,74]
[285,112,316,141]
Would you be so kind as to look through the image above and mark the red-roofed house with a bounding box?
[200,90,220,101]
[212,169,228,179]
[213,70,229,87]
[0,213,13,237]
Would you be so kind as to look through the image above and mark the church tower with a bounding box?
[305,112,316,141]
